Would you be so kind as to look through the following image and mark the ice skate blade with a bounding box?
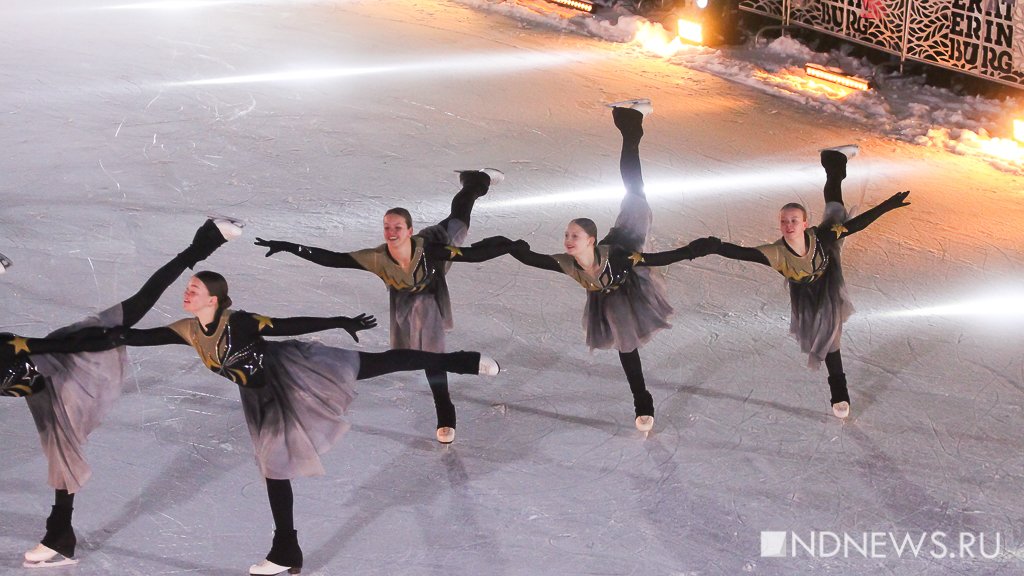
[0,252,11,274]
[207,214,245,240]
[832,401,850,419]
[249,559,300,575]
[23,544,78,568]
[635,415,654,433]
[607,98,653,116]
[479,355,500,376]
[820,144,859,159]
[436,426,456,444]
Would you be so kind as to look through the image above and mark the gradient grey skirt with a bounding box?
[239,340,359,480]
[789,201,855,368]
[389,218,469,353]
[589,190,674,353]
[26,304,128,493]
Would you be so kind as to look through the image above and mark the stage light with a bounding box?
[1014,119,1023,143]
[677,18,704,45]
[672,0,741,46]
[804,63,872,91]
[547,0,594,13]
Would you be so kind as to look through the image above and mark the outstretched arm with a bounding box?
[819,191,911,245]
[254,238,368,270]
[434,236,528,264]
[715,242,771,266]
[2,330,121,357]
[635,237,722,266]
[509,246,563,273]
[246,312,378,342]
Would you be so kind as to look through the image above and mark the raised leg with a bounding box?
[356,349,491,380]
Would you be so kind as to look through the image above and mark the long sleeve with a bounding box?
[244,313,355,337]
[818,194,908,246]
[2,331,120,356]
[509,248,563,273]
[635,237,722,267]
[431,236,523,264]
[716,242,771,266]
[117,326,190,347]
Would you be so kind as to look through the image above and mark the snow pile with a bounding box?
[460,0,1024,175]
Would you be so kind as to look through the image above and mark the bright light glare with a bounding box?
[634,20,688,57]
[696,0,709,8]
[873,292,1024,319]
[101,0,245,9]
[1014,119,1024,143]
[170,51,595,86]
[483,162,908,208]
[676,19,704,45]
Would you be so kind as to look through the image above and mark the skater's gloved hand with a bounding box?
[687,236,722,257]
[510,239,530,252]
[337,313,377,342]
[254,238,299,257]
[880,190,911,211]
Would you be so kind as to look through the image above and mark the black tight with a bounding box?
[825,350,850,405]
[266,478,294,532]
[356,350,479,380]
[618,349,653,417]
[426,369,456,429]
[821,151,846,207]
[613,107,645,199]
[119,253,192,327]
[824,350,844,377]
[439,171,490,230]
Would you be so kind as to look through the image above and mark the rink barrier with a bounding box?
[737,0,1024,89]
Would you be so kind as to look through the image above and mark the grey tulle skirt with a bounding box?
[239,340,359,479]
[26,305,128,493]
[389,218,468,353]
[789,201,855,368]
[588,190,674,353]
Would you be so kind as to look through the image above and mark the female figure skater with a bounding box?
[509,102,720,433]
[103,270,500,575]
[708,146,910,418]
[1,218,236,567]
[254,170,520,444]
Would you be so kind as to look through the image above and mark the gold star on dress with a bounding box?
[628,252,645,266]
[446,246,463,258]
[831,223,848,239]
[9,336,30,355]
[253,315,275,331]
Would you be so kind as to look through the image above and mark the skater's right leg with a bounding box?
[356,349,498,380]
[24,490,78,568]
[250,478,302,576]
[437,169,497,231]
[426,369,457,444]
[618,349,655,432]
[120,219,229,327]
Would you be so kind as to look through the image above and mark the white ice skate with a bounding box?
[607,98,653,116]
[436,426,456,444]
[0,252,11,274]
[832,401,850,419]
[23,544,78,569]
[249,558,300,575]
[820,144,860,159]
[208,215,245,240]
[635,415,654,433]
[455,168,504,186]
[479,355,500,376]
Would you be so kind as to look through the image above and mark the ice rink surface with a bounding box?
[2,0,1023,574]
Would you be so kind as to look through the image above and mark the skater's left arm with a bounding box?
[434,236,529,263]
[243,312,378,343]
[635,237,722,266]
[819,191,910,245]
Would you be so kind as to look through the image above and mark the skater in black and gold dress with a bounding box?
[509,101,720,433]
[102,270,501,575]
[708,146,910,418]
[1,218,235,567]
[254,170,520,444]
